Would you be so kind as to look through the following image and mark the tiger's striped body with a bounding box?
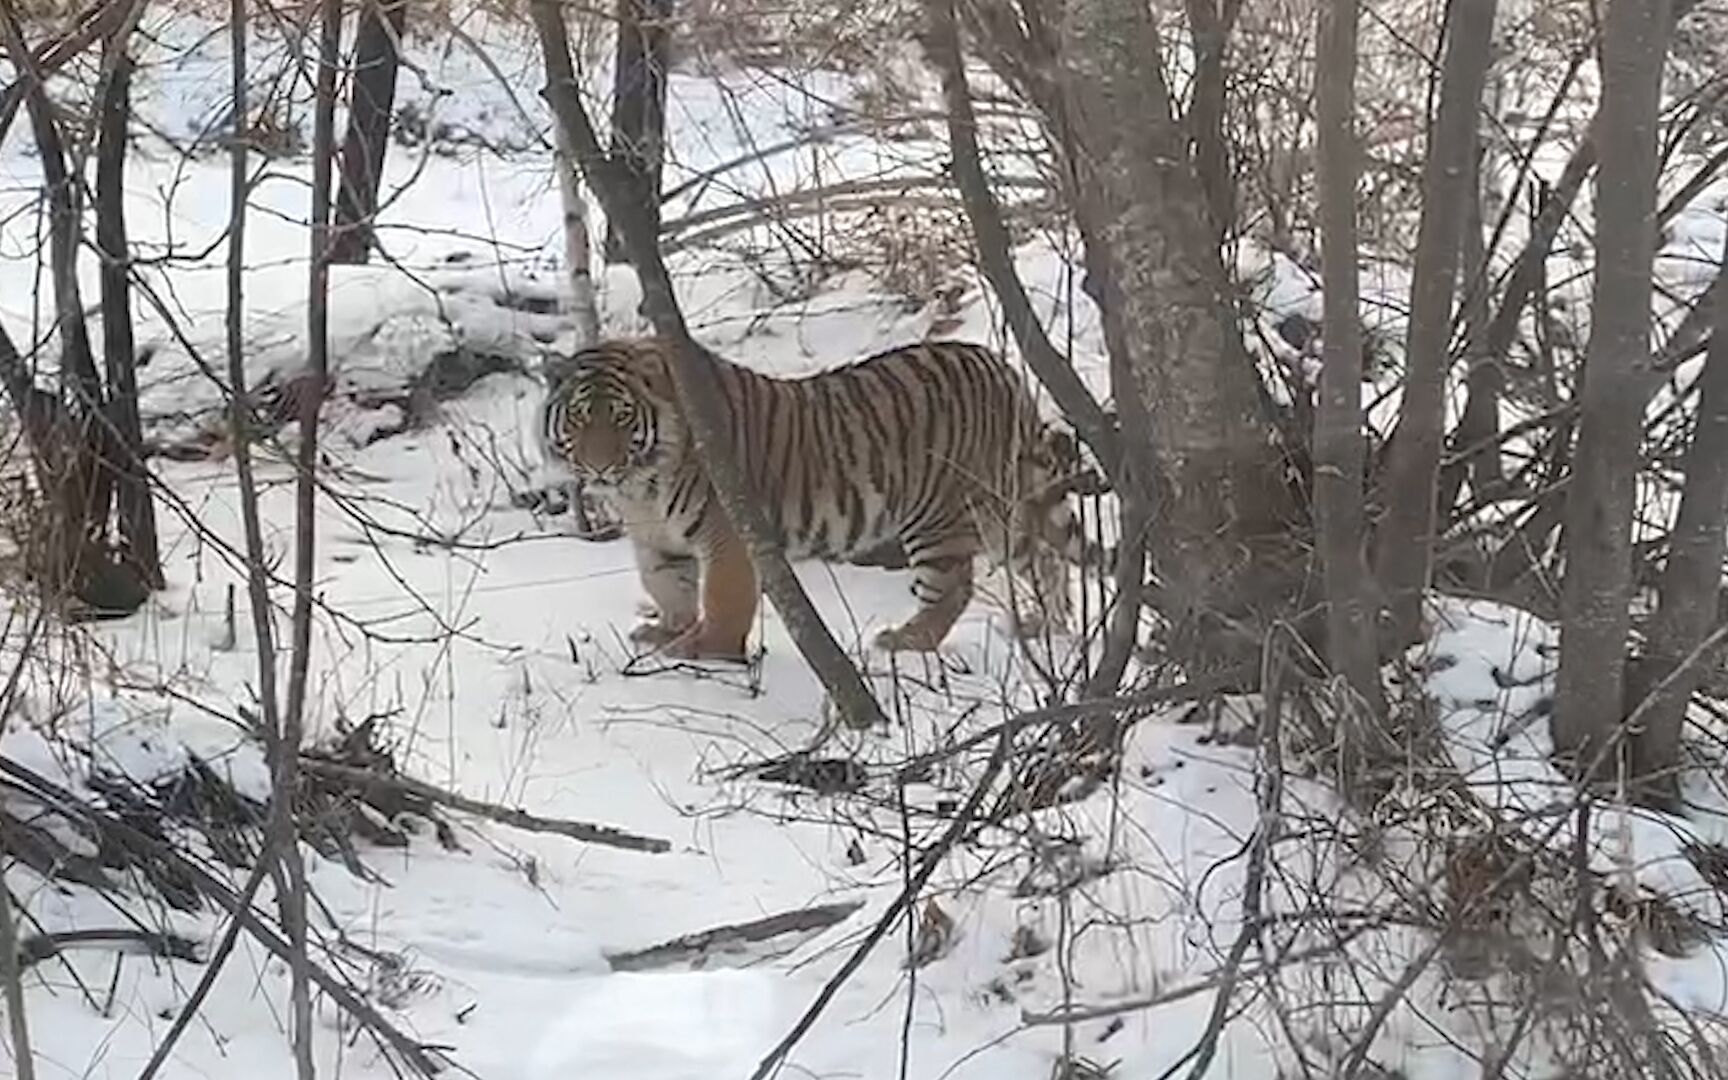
[539,337,1092,659]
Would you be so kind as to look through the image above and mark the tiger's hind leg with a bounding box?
[874,542,977,653]
[628,540,699,648]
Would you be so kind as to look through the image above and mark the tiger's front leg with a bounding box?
[660,526,758,661]
[628,539,699,648]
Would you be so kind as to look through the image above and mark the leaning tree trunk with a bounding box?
[1314,0,1384,712]
[1373,0,1498,645]
[530,0,888,731]
[330,0,407,265]
[96,27,163,589]
[603,0,673,264]
[1053,0,1296,674]
[1552,0,1674,791]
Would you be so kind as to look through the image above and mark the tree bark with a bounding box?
[1184,0,1239,244]
[530,0,888,730]
[1373,0,1498,644]
[603,0,673,263]
[95,28,162,589]
[1439,133,1502,523]
[1052,0,1295,672]
[1552,0,1673,786]
[1627,242,1728,804]
[330,0,407,265]
[1314,0,1385,712]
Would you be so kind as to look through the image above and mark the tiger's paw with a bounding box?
[660,622,750,662]
[872,624,946,654]
[629,620,693,648]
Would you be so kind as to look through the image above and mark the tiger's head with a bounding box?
[540,340,679,489]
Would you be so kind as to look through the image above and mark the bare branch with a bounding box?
[300,761,673,853]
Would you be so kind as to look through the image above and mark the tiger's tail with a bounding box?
[1027,426,1117,575]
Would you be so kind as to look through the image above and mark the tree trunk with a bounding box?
[531,0,888,731]
[603,0,673,264]
[330,0,406,265]
[96,30,162,589]
[1313,0,1384,712]
[1053,0,1295,673]
[1552,0,1673,786]
[555,118,602,349]
[1626,243,1728,804]
[0,5,110,604]
[1438,134,1504,526]
[1184,0,1238,244]
[1373,0,1498,644]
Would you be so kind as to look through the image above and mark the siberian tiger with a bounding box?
[538,337,1100,660]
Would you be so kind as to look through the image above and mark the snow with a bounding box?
[2,12,1728,1080]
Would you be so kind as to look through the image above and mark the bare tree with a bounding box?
[1633,248,1728,805]
[0,3,149,616]
[331,0,408,264]
[1373,0,1498,644]
[1314,0,1384,712]
[1473,0,1698,387]
[1052,0,1295,672]
[1552,0,1674,788]
[603,0,673,263]
[530,0,888,730]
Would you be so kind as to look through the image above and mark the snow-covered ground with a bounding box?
[3,11,1728,1080]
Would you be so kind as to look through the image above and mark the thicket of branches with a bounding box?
[4,0,1728,1075]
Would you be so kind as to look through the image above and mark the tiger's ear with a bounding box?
[627,342,681,406]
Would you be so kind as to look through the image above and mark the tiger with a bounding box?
[537,336,1103,661]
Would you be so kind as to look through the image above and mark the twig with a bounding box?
[0,876,36,1080]
[136,857,275,1080]
[894,669,1246,779]
[16,928,201,969]
[0,0,133,145]
[606,900,863,971]
[1177,634,1288,1080]
[748,732,1011,1080]
[1021,929,1376,1027]
[300,760,673,853]
[0,757,444,1077]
